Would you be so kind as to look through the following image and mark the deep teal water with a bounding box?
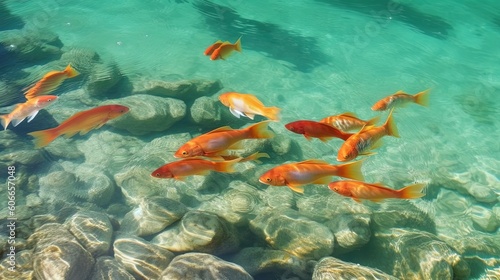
[1,0,500,279]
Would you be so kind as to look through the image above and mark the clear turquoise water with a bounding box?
[1,0,500,279]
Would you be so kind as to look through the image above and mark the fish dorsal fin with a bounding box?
[11,118,26,127]
[229,107,244,118]
[339,112,357,117]
[206,126,233,134]
[26,110,40,123]
[287,183,305,194]
[297,159,328,165]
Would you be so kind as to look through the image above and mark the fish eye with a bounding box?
[155,173,161,177]
[266,178,272,182]
[182,151,188,155]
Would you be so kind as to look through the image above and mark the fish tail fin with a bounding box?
[247,121,275,139]
[398,183,426,199]
[65,64,80,78]
[335,160,364,181]
[263,106,281,121]
[384,109,399,138]
[234,36,242,52]
[414,88,431,107]
[366,115,381,126]
[0,115,10,130]
[27,128,59,148]
[215,158,241,173]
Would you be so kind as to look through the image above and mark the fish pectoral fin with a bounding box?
[369,198,384,203]
[352,198,362,203]
[196,170,211,176]
[11,118,26,127]
[174,175,186,181]
[304,134,313,141]
[244,112,255,120]
[359,151,377,157]
[229,107,243,118]
[287,183,305,194]
[26,110,40,123]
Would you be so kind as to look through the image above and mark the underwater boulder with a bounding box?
[0,249,35,279]
[0,28,62,62]
[469,205,499,232]
[121,197,188,237]
[197,180,264,226]
[188,96,222,126]
[324,213,371,255]
[261,184,296,209]
[131,78,222,101]
[85,61,123,98]
[151,210,240,255]
[312,257,398,280]
[367,228,470,280]
[371,200,436,233]
[114,236,175,279]
[65,210,113,257]
[90,256,135,280]
[250,209,335,259]
[29,223,94,280]
[103,94,186,135]
[227,247,309,277]
[296,193,371,223]
[159,253,253,280]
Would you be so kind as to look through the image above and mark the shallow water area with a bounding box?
[1,0,499,279]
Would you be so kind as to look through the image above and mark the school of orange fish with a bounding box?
[1,38,432,203]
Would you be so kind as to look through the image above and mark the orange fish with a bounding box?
[337,110,399,162]
[319,112,380,132]
[218,92,280,121]
[328,180,426,202]
[27,104,129,148]
[259,159,364,194]
[285,120,353,142]
[210,37,242,60]
[371,89,431,111]
[204,40,225,56]
[174,121,274,158]
[151,157,241,180]
[24,64,80,100]
[1,95,58,130]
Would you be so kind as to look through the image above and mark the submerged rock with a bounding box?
[250,209,334,259]
[103,94,186,135]
[198,180,264,225]
[90,256,135,280]
[469,205,499,232]
[0,249,35,280]
[324,213,371,254]
[160,253,253,280]
[228,247,308,277]
[188,96,222,126]
[85,61,123,98]
[371,200,436,233]
[312,257,398,280]
[0,28,62,62]
[114,236,175,279]
[368,228,470,280]
[65,210,113,257]
[152,210,240,255]
[121,197,188,237]
[29,223,94,280]
[131,78,222,101]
